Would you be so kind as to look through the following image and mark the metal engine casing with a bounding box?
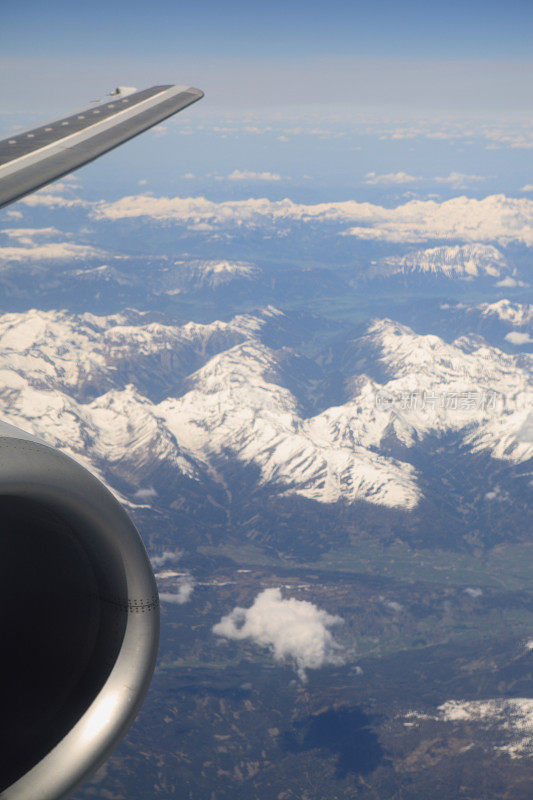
[0,421,159,800]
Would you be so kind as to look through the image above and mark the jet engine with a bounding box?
[0,420,159,800]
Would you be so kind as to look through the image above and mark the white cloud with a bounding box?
[363,172,487,190]
[0,242,104,261]
[93,193,533,246]
[5,209,23,219]
[22,192,88,208]
[0,227,105,262]
[496,276,528,288]
[159,576,195,605]
[435,172,487,189]
[364,171,419,185]
[226,169,282,182]
[464,587,483,598]
[151,549,183,569]
[485,130,533,150]
[151,548,195,604]
[521,184,533,192]
[152,125,168,138]
[2,227,61,246]
[133,486,158,501]
[384,599,403,613]
[505,331,533,345]
[213,587,345,681]
[342,194,533,245]
[44,178,82,192]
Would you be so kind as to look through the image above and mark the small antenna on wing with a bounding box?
[109,86,138,97]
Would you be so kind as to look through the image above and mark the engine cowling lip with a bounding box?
[0,432,160,800]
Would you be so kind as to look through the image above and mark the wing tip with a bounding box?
[187,86,205,100]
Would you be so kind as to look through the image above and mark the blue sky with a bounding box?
[2,0,533,60]
[1,0,532,116]
[0,1,531,212]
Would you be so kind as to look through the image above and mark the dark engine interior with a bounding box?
[0,495,128,792]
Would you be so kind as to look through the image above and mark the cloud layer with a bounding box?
[0,226,104,261]
[226,169,282,182]
[159,577,195,605]
[213,587,345,680]
[93,193,533,245]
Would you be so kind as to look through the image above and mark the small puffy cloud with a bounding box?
[5,210,23,219]
[435,172,487,189]
[484,485,512,501]
[133,486,158,502]
[45,178,82,192]
[364,171,419,185]
[138,179,148,186]
[151,548,195,604]
[183,172,195,179]
[0,227,103,262]
[464,587,483,598]
[226,169,282,182]
[213,587,345,681]
[363,172,486,190]
[0,227,111,269]
[159,576,195,605]
[385,600,403,613]
[497,276,528,288]
[505,331,533,345]
[521,185,533,192]
[2,227,61,246]
[151,549,182,569]
[0,242,104,262]
[22,192,88,208]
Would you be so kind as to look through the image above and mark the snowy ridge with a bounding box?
[408,698,533,759]
[342,318,532,462]
[374,243,511,279]
[171,259,260,290]
[440,299,532,328]
[160,340,421,508]
[477,299,533,328]
[0,308,529,510]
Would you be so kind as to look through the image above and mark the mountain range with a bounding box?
[0,304,529,515]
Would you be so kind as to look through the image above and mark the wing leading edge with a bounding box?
[0,84,203,209]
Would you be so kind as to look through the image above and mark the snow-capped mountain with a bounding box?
[339,318,531,462]
[168,259,260,291]
[373,243,512,279]
[406,697,533,759]
[477,299,533,328]
[0,307,529,512]
[159,339,421,509]
[438,299,532,330]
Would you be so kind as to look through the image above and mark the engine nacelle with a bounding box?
[0,421,159,800]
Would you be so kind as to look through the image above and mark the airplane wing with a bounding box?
[0,84,203,209]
